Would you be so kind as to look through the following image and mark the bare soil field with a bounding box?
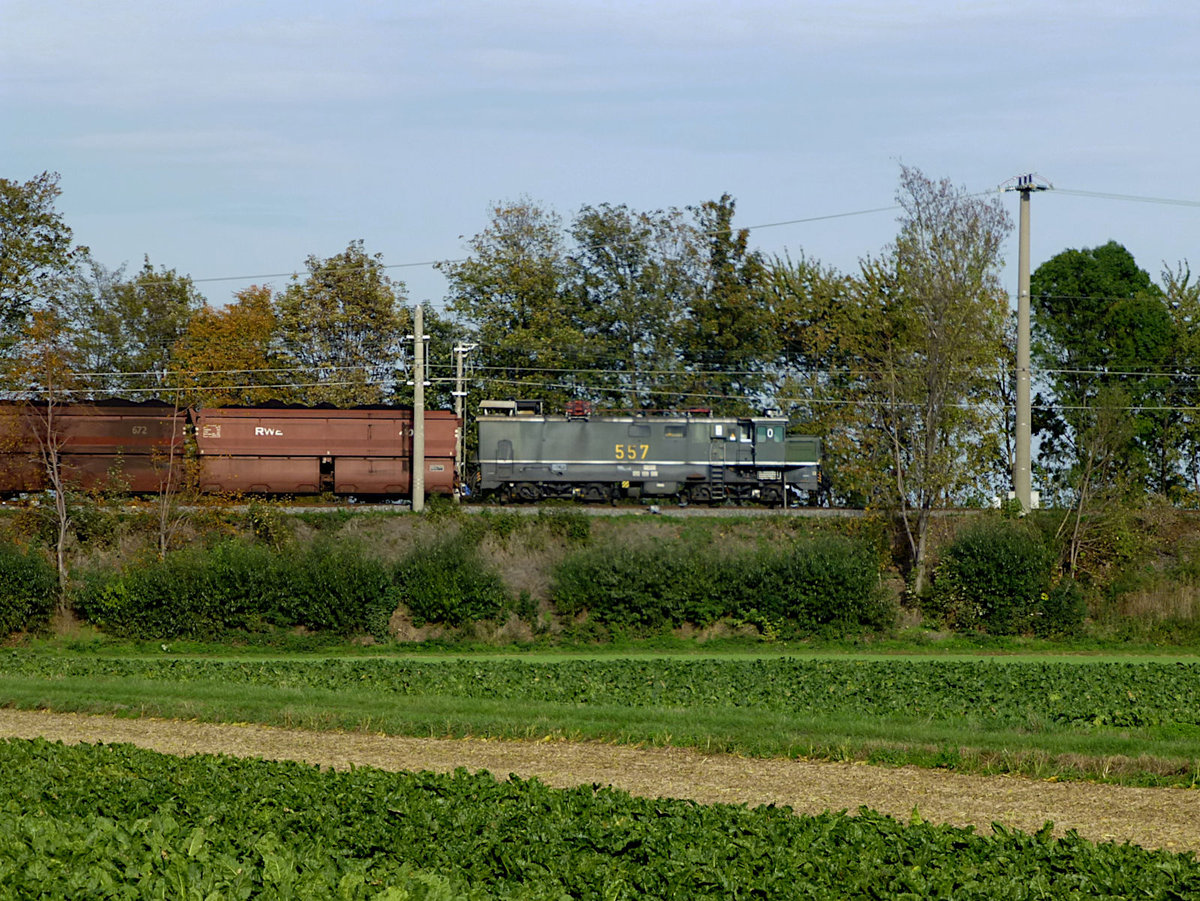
[2,708,1198,855]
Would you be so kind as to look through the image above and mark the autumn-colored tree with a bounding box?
[172,285,288,407]
[276,240,408,406]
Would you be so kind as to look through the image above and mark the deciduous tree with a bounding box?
[679,195,777,413]
[569,203,693,409]
[0,172,84,362]
[276,240,409,406]
[172,285,287,407]
[843,166,1011,593]
[4,306,83,595]
[439,199,587,412]
[1032,241,1173,497]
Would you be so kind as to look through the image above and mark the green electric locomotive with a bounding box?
[475,400,821,506]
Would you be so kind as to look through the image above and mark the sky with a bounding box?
[4,0,1199,313]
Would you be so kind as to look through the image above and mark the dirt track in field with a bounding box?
[2,707,1197,855]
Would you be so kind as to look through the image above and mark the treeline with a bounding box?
[3,168,1199,594]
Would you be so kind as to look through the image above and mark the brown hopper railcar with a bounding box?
[0,400,185,495]
[192,406,459,496]
[0,402,459,500]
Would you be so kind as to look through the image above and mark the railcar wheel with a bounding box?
[761,486,783,508]
[514,482,540,502]
[690,484,711,504]
[583,483,609,504]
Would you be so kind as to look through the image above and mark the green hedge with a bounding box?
[929,519,1083,636]
[552,536,891,635]
[395,537,510,626]
[74,540,396,639]
[0,543,58,636]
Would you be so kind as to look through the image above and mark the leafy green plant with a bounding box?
[0,543,57,635]
[74,539,395,639]
[536,508,591,543]
[245,500,291,548]
[279,539,397,636]
[736,536,893,633]
[8,655,1200,733]
[1036,578,1087,637]
[552,535,890,635]
[395,537,510,626]
[4,737,1200,899]
[929,519,1055,634]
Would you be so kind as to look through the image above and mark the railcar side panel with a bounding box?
[194,406,458,497]
[198,456,321,494]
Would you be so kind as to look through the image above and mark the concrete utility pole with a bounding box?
[412,303,425,513]
[452,343,477,499]
[1003,174,1050,513]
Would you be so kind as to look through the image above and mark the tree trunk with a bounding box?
[910,507,931,596]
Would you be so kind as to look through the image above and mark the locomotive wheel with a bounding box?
[761,485,783,508]
[583,483,609,504]
[689,484,711,504]
[514,482,540,502]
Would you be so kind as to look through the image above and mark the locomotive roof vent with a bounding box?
[479,399,545,416]
[565,399,592,420]
[480,400,518,416]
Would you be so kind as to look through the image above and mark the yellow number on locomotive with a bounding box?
[615,444,651,460]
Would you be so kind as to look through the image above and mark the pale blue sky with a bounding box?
[4,0,1198,310]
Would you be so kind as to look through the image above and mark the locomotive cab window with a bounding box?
[756,425,783,444]
[664,425,686,439]
[628,424,651,438]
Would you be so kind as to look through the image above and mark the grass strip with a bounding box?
[3,673,1199,787]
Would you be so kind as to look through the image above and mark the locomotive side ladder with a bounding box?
[709,439,727,501]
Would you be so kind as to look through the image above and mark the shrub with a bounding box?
[74,543,284,638]
[929,519,1054,635]
[736,536,894,633]
[0,543,58,636]
[395,537,510,626]
[1034,577,1087,637]
[536,509,592,544]
[75,540,395,639]
[551,542,724,629]
[279,540,396,636]
[552,535,891,635]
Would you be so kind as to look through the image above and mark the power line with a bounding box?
[1052,188,1200,208]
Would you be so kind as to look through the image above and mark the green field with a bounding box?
[3,649,1200,786]
[3,736,1200,899]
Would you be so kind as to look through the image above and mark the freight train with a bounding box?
[0,399,821,506]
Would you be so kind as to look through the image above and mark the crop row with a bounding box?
[6,654,1200,729]
[3,737,1199,899]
